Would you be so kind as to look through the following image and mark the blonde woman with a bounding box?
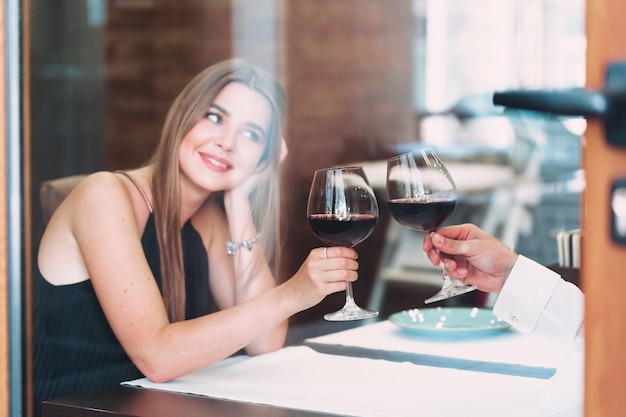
[34,59,358,413]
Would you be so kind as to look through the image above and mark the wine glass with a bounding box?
[386,147,477,304]
[307,166,380,321]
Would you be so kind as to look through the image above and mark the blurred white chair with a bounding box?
[367,222,443,312]
[479,116,545,249]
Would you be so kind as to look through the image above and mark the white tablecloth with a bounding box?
[123,320,582,417]
[305,320,572,369]
[124,345,549,417]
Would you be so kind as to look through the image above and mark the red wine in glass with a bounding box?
[387,197,457,233]
[307,166,380,321]
[386,148,477,304]
[307,213,378,247]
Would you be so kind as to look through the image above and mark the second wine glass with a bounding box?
[307,166,380,321]
[386,147,477,304]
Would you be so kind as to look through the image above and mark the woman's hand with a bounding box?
[228,137,288,202]
[283,246,359,310]
[423,223,518,293]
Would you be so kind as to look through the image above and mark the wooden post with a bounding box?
[584,0,626,415]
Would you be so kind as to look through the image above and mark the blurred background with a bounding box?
[29,0,586,323]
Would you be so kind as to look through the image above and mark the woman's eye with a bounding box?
[242,130,263,143]
[204,112,222,124]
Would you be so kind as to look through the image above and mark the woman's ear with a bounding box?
[255,137,287,173]
[279,137,288,163]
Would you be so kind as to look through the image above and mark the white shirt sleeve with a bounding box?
[492,255,584,342]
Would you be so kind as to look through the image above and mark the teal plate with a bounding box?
[389,307,511,337]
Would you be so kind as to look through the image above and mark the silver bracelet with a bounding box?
[226,233,261,256]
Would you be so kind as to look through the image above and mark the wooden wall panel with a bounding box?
[584,0,626,415]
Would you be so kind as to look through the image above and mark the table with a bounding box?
[41,320,361,417]
[42,319,582,417]
[42,385,330,417]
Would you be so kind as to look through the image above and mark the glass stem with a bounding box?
[344,281,358,308]
[436,248,454,288]
[429,229,454,288]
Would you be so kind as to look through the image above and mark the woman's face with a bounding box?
[179,82,272,193]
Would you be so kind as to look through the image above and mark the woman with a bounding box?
[33,59,358,412]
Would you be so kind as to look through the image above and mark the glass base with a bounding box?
[424,284,478,304]
[324,306,379,321]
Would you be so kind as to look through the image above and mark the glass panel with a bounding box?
[410,0,585,265]
[28,0,585,413]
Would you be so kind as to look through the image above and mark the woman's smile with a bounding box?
[200,151,233,173]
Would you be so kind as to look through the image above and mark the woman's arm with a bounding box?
[193,198,289,355]
[55,173,356,383]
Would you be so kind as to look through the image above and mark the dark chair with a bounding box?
[39,174,86,224]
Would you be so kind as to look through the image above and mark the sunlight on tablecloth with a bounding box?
[305,320,582,416]
[306,320,575,369]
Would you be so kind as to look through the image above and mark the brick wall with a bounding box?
[284,0,413,174]
[281,0,414,321]
[105,1,234,169]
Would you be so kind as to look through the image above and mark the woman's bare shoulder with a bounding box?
[70,170,129,198]
[62,171,144,218]
[38,171,142,285]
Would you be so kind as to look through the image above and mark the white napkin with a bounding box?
[124,345,546,417]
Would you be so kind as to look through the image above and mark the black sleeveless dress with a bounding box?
[32,214,216,416]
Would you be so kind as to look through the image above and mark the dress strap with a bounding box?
[115,171,154,213]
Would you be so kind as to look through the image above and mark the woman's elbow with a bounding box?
[136,360,175,384]
[133,353,182,384]
[143,371,171,384]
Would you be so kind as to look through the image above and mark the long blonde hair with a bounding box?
[149,59,286,322]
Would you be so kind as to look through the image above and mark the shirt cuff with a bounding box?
[493,255,561,333]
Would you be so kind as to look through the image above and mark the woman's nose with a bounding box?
[214,130,236,152]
